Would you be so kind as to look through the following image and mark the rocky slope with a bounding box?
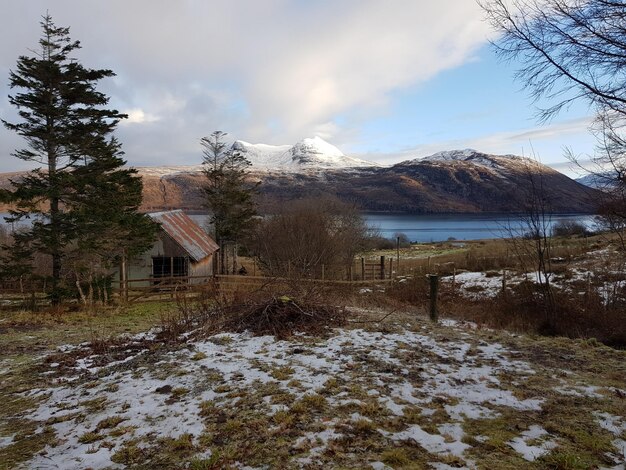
[136,149,599,213]
[0,147,600,214]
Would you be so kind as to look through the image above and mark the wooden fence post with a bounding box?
[361,257,365,280]
[502,269,507,297]
[452,267,456,293]
[380,256,385,280]
[396,236,400,272]
[429,274,439,323]
[349,265,353,282]
[389,258,393,279]
[121,253,128,303]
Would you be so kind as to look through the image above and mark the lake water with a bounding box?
[1,212,597,243]
[187,212,597,243]
[363,213,598,242]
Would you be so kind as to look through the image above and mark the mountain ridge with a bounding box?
[136,148,599,214]
[230,136,376,171]
[0,147,600,214]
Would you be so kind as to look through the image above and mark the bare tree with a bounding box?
[575,114,626,250]
[503,158,556,326]
[248,197,367,279]
[480,0,626,247]
[480,0,626,121]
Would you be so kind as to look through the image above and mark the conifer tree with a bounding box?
[201,131,257,273]
[2,15,155,302]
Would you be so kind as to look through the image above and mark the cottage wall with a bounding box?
[114,230,215,288]
[112,237,165,288]
[189,255,214,281]
[113,210,219,292]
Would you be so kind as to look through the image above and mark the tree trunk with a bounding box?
[76,277,87,305]
[48,109,62,304]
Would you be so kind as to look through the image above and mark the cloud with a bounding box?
[366,117,595,166]
[355,117,593,175]
[122,108,159,125]
[0,0,493,169]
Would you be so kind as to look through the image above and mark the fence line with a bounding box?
[0,244,584,307]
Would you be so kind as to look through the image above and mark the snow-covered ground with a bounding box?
[6,318,624,469]
[443,267,625,303]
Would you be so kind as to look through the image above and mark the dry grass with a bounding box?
[378,235,601,278]
[2,297,625,468]
[385,250,626,348]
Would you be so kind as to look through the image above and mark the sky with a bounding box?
[0,0,598,176]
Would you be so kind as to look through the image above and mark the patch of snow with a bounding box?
[595,412,626,464]
[596,412,626,436]
[438,422,465,442]
[370,462,393,470]
[611,439,626,463]
[385,424,470,457]
[444,271,504,299]
[135,164,203,177]
[430,464,472,470]
[399,149,535,178]
[440,318,478,330]
[0,435,14,450]
[21,324,548,469]
[508,425,557,461]
[554,385,604,398]
[57,344,80,353]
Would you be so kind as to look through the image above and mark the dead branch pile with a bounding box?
[200,292,347,339]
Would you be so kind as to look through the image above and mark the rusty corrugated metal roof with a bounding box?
[148,210,219,262]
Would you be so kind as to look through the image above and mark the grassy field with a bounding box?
[0,233,624,468]
[0,302,176,469]
[0,297,624,469]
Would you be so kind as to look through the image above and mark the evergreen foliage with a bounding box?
[1,15,156,303]
[201,131,257,243]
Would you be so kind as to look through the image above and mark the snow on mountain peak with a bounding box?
[424,149,479,162]
[232,136,375,171]
[292,137,345,159]
[394,149,539,176]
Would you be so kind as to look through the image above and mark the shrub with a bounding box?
[552,220,589,237]
[247,196,367,278]
[364,235,396,250]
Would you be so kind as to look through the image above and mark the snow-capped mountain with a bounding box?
[232,136,376,170]
[401,149,537,173]
[420,149,521,166]
[575,172,617,190]
[1,144,599,214]
[135,164,202,177]
[133,137,376,177]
